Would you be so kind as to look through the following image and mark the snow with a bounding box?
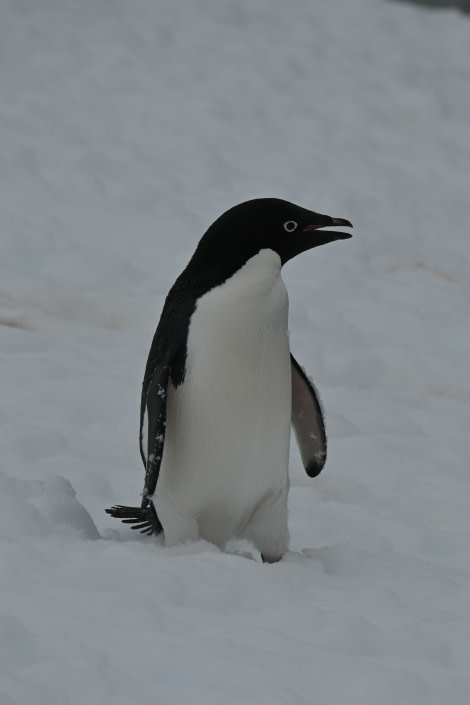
[1,0,469,703]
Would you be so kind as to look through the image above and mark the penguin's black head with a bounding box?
[193,198,352,270]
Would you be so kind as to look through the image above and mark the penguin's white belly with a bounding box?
[155,250,291,548]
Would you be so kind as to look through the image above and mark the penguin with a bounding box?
[106,198,352,562]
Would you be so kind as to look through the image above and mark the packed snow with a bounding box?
[1,0,469,703]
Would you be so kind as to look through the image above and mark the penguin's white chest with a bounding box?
[156,249,292,547]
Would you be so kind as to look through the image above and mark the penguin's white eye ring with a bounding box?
[283,220,298,232]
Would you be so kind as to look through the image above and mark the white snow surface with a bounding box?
[1,1,469,703]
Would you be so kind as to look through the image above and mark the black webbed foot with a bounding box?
[105,503,163,535]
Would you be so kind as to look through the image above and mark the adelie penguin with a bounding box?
[106,198,352,562]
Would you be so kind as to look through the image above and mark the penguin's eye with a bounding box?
[283,220,298,232]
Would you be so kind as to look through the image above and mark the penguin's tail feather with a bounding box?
[105,502,163,536]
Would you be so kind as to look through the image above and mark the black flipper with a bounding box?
[105,360,171,535]
[290,353,327,477]
[105,262,215,535]
[140,364,171,506]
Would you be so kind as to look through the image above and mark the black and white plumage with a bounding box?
[106,198,352,562]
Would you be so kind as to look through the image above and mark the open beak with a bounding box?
[303,217,353,240]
